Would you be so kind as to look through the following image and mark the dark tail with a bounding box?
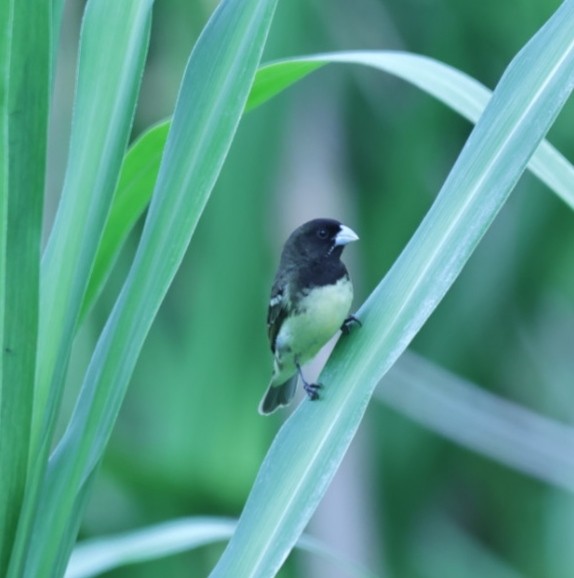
[258,375,298,415]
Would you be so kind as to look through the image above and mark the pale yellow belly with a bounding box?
[272,277,353,384]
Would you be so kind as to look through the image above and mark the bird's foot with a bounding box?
[296,362,322,400]
[341,315,362,335]
[303,381,322,401]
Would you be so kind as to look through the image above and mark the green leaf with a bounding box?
[245,59,324,112]
[10,1,153,577]
[0,0,49,573]
[208,2,574,576]
[379,351,574,491]
[82,50,574,324]
[250,52,574,210]
[34,0,153,450]
[79,120,169,324]
[65,518,376,578]
[66,518,236,578]
[25,0,279,575]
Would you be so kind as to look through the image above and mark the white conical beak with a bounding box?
[335,224,359,246]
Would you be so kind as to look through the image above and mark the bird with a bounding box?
[258,218,359,415]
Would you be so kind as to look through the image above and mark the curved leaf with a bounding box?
[65,517,376,578]
[250,51,574,208]
[380,351,574,491]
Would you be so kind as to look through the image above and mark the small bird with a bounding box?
[258,218,359,415]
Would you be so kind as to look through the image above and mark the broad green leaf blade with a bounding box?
[380,351,574,491]
[82,50,574,324]
[65,518,376,578]
[26,0,279,575]
[209,3,574,576]
[79,120,169,324]
[0,0,49,573]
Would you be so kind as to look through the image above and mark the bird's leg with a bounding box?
[296,362,321,401]
[341,315,362,335]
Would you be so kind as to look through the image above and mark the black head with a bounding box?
[284,218,359,263]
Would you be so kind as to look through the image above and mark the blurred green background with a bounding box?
[49,0,574,576]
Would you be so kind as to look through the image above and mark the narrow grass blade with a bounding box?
[65,518,376,578]
[25,0,279,575]
[379,351,574,491]
[209,3,574,576]
[0,0,49,572]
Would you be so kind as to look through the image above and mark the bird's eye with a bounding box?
[317,228,328,239]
